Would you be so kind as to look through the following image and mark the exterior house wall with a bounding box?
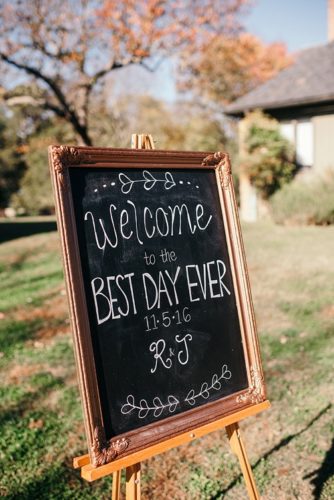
[279,113,334,172]
[238,116,258,222]
[238,112,334,222]
[313,114,334,171]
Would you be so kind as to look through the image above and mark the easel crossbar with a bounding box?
[74,400,270,482]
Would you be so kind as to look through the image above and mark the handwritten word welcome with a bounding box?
[84,201,212,250]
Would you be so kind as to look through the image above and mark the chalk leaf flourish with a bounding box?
[185,365,232,406]
[118,171,176,194]
[121,394,180,419]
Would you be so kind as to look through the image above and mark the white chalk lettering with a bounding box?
[217,260,231,296]
[91,273,137,324]
[84,201,212,251]
[149,339,172,373]
[186,260,231,302]
[175,333,192,365]
[91,277,111,324]
[143,267,181,311]
[196,204,212,231]
[143,207,155,238]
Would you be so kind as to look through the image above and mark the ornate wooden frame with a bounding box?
[49,146,267,468]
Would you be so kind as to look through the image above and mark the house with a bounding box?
[225,1,334,221]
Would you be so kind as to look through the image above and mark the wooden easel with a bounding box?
[73,134,266,500]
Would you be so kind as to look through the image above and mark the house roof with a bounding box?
[225,41,334,115]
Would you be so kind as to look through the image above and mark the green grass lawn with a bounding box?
[0,225,333,499]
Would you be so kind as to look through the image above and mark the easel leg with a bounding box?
[122,134,152,500]
[112,470,121,500]
[125,462,141,500]
[226,423,260,500]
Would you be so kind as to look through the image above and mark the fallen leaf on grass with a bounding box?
[321,304,334,318]
[28,419,44,429]
[33,340,44,349]
[9,364,44,382]
[278,467,290,476]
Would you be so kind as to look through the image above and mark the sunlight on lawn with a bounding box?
[0,225,333,499]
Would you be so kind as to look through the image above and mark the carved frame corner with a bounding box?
[202,152,232,189]
[91,426,130,467]
[50,145,90,186]
[236,367,265,405]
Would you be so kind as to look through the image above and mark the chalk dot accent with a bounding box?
[103,184,107,188]
[111,182,116,186]
[179,181,184,184]
[157,320,160,324]
[196,185,199,189]
[187,181,191,185]
[94,188,98,192]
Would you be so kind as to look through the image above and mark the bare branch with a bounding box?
[139,58,165,73]
[0,52,92,144]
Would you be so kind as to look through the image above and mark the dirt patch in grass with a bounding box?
[13,288,70,341]
[8,363,68,384]
[8,364,46,382]
[16,288,67,322]
[321,304,334,319]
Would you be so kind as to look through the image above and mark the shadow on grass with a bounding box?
[4,269,63,292]
[211,403,332,499]
[304,437,334,499]
[0,220,56,244]
[0,319,43,356]
[0,374,64,428]
[3,462,93,500]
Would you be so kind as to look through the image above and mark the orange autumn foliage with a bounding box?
[98,0,249,62]
[179,33,292,104]
[0,0,249,145]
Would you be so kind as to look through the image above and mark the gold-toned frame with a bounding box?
[49,146,267,468]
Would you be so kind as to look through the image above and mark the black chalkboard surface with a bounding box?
[49,147,266,468]
[70,166,247,438]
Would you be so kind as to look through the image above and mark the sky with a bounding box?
[110,0,328,103]
[245,0,327,52]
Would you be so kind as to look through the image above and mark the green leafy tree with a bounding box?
[11,95,234,215]
[241,111,296,199]
[0,108,27,209]
[11,118,75,214]
[111,95,230,151]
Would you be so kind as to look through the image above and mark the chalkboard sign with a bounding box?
[49,147,266,467]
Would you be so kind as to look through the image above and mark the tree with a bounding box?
[241,111,296,199]
[0,107,27,209]
[11,117,75,214]
[179,33,292,105]
[108,95,230,151]
[9,95,235,215]
[0,0,248,146]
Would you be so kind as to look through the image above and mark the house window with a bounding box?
[296,120,314,167]
[280,122,294,143]
[280,120,314,168]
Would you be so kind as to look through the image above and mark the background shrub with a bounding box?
[241,110,296,199]
[270,169,334,225]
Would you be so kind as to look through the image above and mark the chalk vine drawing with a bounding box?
[185,365,232,406]
[119,170,176,194]
[120,365,232,419]
[121,394,179,418]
